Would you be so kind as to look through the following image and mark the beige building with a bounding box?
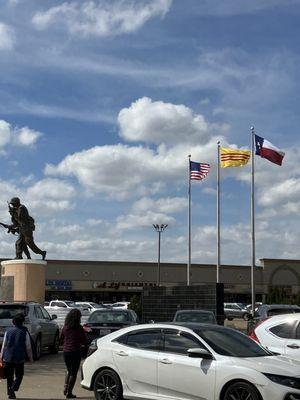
[1,257,298,303]
[33,257,300,303]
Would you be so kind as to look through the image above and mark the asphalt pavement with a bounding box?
[0,352,94,400]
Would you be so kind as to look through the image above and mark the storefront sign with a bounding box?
[46,279,72,291]
[92,281,157,290]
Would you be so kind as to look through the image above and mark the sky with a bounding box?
[0,0,299,265]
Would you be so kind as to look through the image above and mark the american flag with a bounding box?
[190,161,210,180]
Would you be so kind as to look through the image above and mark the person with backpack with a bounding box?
[0,313,33,399]
[60,308,87,399]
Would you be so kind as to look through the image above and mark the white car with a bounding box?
[111,302,131,310]
[81,322,300,400]
[249,313,300,360]
[75,302,104,313]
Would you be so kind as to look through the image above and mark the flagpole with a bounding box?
[250,126,256,318]
[217,142,220,283]
[187,155,191,286]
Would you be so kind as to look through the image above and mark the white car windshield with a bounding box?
[196,328,272,357]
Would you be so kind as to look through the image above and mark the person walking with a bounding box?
[60,308,87,399]
[0,313,33,399]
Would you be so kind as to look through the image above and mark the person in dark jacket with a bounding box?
[0,313,33,399]
[60,308,87,399]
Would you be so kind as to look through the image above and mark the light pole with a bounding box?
[153,224,168,286]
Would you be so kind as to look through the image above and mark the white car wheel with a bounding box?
[94,369,123,400]
[223,381,260,400]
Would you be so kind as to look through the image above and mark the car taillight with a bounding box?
[249,329,260,343]
[87,340,98,357]
[248,318,269,343]
[83,324,92,333]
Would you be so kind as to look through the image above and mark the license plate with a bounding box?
[99,329,111,336]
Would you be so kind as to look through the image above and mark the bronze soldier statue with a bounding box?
[7,197,46,260]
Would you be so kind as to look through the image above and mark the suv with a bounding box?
[224,303,250,321]
[0,301,59,360]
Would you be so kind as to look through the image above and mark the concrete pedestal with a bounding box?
[0,260,46,304]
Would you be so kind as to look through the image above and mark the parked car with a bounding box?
[75,302,104,313]
[83,309,138,344]
[224,302,250,320]
[254,304,300,321]
[246,302,263,313]
[172,309,217,324]
[81,322,300,400]
[111,301,131,310]
[48,300,86,310]
[0,301,59,360]
[249,313,300,360]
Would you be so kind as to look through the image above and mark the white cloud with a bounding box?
[14,126,42,146]
[87,218,103,226]
[44,98,230,197]
[133,196,187,214]
[0,120,42,148]
[0,120,12,146]
[32,0,172,37]
[0,23,15,50]
[116,210,175,230]
[259,178,300,207]
[118,97,212,145]
[25,178,76,213]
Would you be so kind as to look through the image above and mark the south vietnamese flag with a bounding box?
[254,134,285,166]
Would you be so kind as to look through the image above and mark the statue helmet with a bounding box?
[9,197,20,206]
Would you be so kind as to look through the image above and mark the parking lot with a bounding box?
[0,352,94,400]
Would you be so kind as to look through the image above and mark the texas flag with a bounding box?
[254,134,285,166]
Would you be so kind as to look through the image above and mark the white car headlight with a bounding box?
[263,373,300,390]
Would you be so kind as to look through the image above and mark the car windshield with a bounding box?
[176,312,216,323]
[0,305,28,319]
[195,328,271,357]
[89,311,130,323]
[65,301,76,307]
[90,303,101,308]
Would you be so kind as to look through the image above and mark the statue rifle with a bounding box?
[0,222,17,234]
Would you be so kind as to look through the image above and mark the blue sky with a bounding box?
[0,0,299,265]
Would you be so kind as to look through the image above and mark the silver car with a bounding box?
[224,302,250,320]
[0,301,60,360]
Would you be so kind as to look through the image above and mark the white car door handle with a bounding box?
[116,351,129,356]
[160,358,172,364]
[287,344,300,349]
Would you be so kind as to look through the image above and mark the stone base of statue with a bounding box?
[0,260,46,305]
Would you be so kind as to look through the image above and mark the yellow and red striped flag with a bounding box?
[220,147,251,168]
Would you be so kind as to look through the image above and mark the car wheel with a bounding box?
[94,369,123,400]
[227,317,233,321]
[223,381,260,400]
[49,332,59,354]
[243,313,250,321]
[34,336,41,360]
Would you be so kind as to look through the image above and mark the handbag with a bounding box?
[0,359,6,379]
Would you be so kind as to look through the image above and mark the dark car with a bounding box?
[83,309,138,343]
[173,309,217,324]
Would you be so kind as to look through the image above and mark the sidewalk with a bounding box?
[0,352,94,400]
